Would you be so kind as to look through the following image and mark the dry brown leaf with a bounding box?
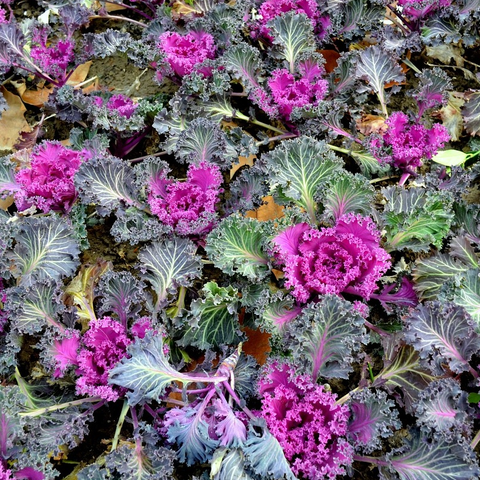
[0,197,13,210]
[242,325,271,366]
[66,61,93,86]
[356,114,387,136]
[0,87,31,151]
[272,269,284,280]
[230,154,255,179]
[433,91,466,142]
[318,49,340,73]
[246,195,284,221]
[21,85,54,107]
[105,3,127,11]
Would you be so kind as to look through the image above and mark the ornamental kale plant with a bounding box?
[1,0,480,478]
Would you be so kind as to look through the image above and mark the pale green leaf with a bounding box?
[431,149,467,166]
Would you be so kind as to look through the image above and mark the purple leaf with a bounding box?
[371,277,419,313]
[404,301,480,375]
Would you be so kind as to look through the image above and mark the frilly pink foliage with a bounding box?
[52,330,80,378]
[250,0,328,40]
[268,60,328,119]
[158,31,216,77]
[15,141,90,213]
[258,361,353,480]
[367,112,449,176]
[106,94,138,119]
[75,317,132,402]
[148,161,223,236]
[0,462,13,480]
[273,214,390,302]
[30,27,74,81]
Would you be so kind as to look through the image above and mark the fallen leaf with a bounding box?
[319,50,340,73]
[0,196,13,210]
[105,3,127,11]
[21,84,54,107]
[241,325,271,365]
[356,114,387,135]
[246,195,284,221]
[66,61,93,87]
[426,44,464,67]
[230,154,255,179]
[433,91,465,142]
[0,87,31,151]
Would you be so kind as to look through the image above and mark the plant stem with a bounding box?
[105,1,153,20]
[89,14,147,28]
[19,396,104,417]
[353,454,389,467]
[471,429,480,450]
[255,132,298,146]
[111,399,129,451]
[249,118,287,134]
[128,151,167,163]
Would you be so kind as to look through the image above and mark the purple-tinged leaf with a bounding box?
[96,271,146,327]
[415,379,473,442]
[137,237,202,311]
[75,156,142,216]
[243,419,297,480]
[224,43,263,90]
[322,171,374,220]
[371,277,419,313]
[8,217,80,288]
[328,52,358,97]
[454,270,480,324]
[413,68,452,118]
[287,295,368,380]
[373,340,437,412]
[0,23,25,66]
[463,92,480,136]
[404,301,480,375]
[380,430,480,480]
[265,136,343,222]
[109,333,229,406]
[205,215,271,281]
[213,399,247,447]
[165,405,219,466]
[348,389,401,453]
[356,46,405,116]
[413,253,469,300]
[0,157,20,197]
[262,299,303,331]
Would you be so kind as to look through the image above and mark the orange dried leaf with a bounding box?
[0,196,13,210]
[0,87,31,151]
[319,49,340,73]
[356,114,387,136]
[230,154,255,179]
[246,195,284,221]
[66,61,93,86]
[242,325,271,365]
[21,85,54,107]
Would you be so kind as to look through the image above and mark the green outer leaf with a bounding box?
[270,11,315,73]
[75,156,141,216]
[212,448,253,480]
[412,254,469,300]
[450,236,479,269]
[137,237,202,309]
[179,282,242,350]
[356,46,405,115]
[431,149,467,166]
[205,215,270,281]
[9,282,65,334]
[266,136,343,222]
[224,43,263,89]
[455,269,480,324]
[109,333,229,405]
[383,430,480,480]
[322,171,374,220]
[10,216,80,287]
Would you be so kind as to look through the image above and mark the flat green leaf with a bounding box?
[266,137,343,222]
[431,149,467,166]
[205,215,271,281]
[455,269,480,325]
[179,282,242,350]
[224,43,263,89]
[9,217,80,287]
[212,448,253,480]
[137,237,202,310]
[322,171,374,220]
[75,156,142,216]
[413,254,469,300]
[382,186,454,252]
[270,11,315,73]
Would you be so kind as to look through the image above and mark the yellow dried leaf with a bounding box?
[230,154,255,179]
[0,87,31,151]
[246,195,284,221]
[66,61,93,86]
